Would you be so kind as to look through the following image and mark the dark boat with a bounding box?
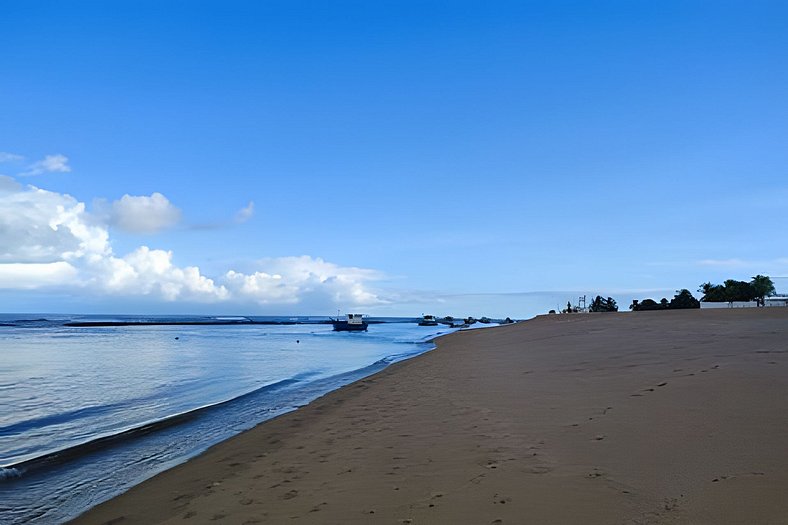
[418,314,438,326]
[331,313,368,331]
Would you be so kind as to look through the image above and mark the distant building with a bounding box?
[700,301,759,309]
[765,296,788,307]
[699,296,788,308]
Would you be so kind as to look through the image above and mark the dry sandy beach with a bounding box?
[72,309,788,524]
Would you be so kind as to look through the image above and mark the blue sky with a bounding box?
[2,1,787,317]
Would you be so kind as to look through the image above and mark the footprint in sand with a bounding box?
[469,473,486,484]
[281,489,298,500]
[529,465,552,474]
[309,502,327,513]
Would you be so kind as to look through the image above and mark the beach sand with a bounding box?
[72,308,788,524]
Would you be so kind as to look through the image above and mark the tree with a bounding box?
[698,275,776,306]
[698,282,726,302]
[607,297,618,312]
[631,298,661,311]
[669,289,700,309]
[751,275,776,306]
[723,279,755,303]
[631,289,699,311]
[589,295,618,312]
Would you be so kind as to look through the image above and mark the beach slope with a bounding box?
[73,309,788,524]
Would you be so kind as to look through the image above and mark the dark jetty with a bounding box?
[64,320,293,327]
[63,319,389,328]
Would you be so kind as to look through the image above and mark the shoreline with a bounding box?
[72,309,788,524]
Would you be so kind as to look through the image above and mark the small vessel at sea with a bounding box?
[418,314,438,326]
[331,313,368,332]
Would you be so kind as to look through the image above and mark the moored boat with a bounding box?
[331,313,368,332]
[418,314,438,326]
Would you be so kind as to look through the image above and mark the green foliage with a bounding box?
[698,275,775,306]
[630,298,661,311]
[669,289,700,309]
[698,282,726,302]
[589,295,618,312]
[631,289,700,311]
[723,279,754,302]
[751,275,776,306]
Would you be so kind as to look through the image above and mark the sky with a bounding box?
[1,1,787,318]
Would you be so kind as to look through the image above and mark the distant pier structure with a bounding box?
[576,295,587,312]
[560,295,587,314]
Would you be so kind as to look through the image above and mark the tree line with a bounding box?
[630,275,776,311]
[698,275,775,306]
[553,275,777,315]
[630,289,699,311]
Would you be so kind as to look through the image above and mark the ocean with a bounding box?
[0,314,473,524]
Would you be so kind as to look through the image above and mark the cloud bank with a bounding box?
[0,180,386,309]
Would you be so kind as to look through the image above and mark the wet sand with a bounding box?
[72,308,788,524]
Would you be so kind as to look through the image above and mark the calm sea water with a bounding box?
[0,314,467,524]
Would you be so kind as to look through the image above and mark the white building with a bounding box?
[765,296,788,307]
[700,301,759,309]
[700,296,788,308]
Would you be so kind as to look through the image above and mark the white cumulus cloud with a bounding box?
[0,262,78,289]
[110,192,182,233]
[90,246,230,301]
[223,256,386,307]
[0,181,223,299]
[19,154,72,177]
[0,184,109,264]
[0,178,386,309]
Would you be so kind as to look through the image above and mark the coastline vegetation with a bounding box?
[630,289,700,311]
[589,296,618,312]
[698,275,776,306]
[557,275,777,315]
